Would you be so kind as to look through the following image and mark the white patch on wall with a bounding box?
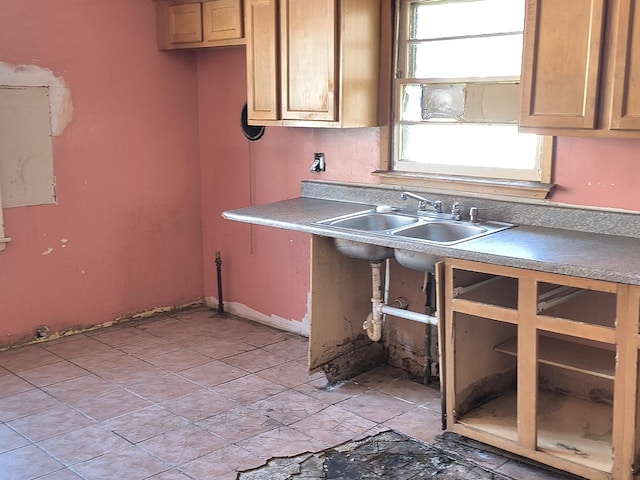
[0,62,72,251]
[205,296,311,338]
[0,62,73,209]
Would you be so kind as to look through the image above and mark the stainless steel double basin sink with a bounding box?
[315,209,513,271]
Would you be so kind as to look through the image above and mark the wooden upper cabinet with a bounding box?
[245,0,382,128]
[156,0,245,50]
[245,0,280,122]
[610,0,640,130]
[520,0,640,137]
[280,0,337,122]
[520,0,605,130]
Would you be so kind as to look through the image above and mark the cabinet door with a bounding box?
[167,3,203,44]
[280,0,337,122]
[245,0,280,122]
[203,0,243,41]
[520,0,606,129]
[610,0,640,130]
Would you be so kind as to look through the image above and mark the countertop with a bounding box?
[223,197,640,286]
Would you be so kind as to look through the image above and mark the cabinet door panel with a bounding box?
[520,0,605,129]
[203,0,243,41]
[610,0,640,130]
[280,0,337,121]
[168,3,203,44]
[245,0,280,121]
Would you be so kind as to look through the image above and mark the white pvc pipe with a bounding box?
[379,305,438,325]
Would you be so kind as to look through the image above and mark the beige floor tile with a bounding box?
[0,389,61,421]
[198,405,282,442]
[89,326,156,347]
[119,336,182,359]
[190,340,254,359]
[337,389,415,423]
[0,346,61,372]
[71,387,152,422]
[236,425,329,458]
[146,348,213,372]
[8,404,94,441]
[383,405,445,444]
[160,389,235,422]
[38,424,129,465]
[146,469,194,480]
[70,349,148,375]
[126,373,202,403]
[376,377,441,405]
[179,444,265,480]
[98,360,169,386]
[41,374,114,403]
[0,423,29,453]
[104,405,189,444]
[72,445,169,480]
[42,336,113,359]
[222,348,288,373]
[256,360,325,388]
[177,359,247,387]
[0,444,64,479]
[38,468,85,479]
[16,360,89,387]
[290,405,378,445]
[261,336,310,361]
[210,373,287,404]
[248,389,329,425]
[294,378,370,405]
[0,372,35,398]
[139,424,229,466]
[351,365,408,389]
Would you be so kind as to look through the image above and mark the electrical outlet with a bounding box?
[310,153,326,172]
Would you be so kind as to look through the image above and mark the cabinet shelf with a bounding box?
[494,336,615,380]
[457,389,613,474]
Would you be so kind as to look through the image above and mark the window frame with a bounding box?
[375,0,554,200]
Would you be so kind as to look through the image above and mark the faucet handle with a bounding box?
[469,206,488,223]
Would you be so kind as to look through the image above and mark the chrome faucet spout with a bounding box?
[401,192,442,213]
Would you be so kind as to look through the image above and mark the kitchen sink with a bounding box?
[319,211,420,231]
[315,208,514,267]
[391,221,490,244]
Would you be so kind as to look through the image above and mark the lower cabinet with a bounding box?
[444,259,640,480]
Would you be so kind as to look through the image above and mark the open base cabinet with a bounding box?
[444,259,640,480]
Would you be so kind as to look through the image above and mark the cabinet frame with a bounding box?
[444,258,636,480]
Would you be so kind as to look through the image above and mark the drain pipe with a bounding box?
[363,261,438,342]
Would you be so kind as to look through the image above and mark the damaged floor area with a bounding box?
[238,431,579,480]
[239,431,509,479]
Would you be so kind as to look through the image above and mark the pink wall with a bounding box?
[2,3,640,345]
[0,0,204,345]
[197,49,380,325]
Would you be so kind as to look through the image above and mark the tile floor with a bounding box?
[0,308,568,480]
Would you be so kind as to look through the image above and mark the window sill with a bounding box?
[373,171,554,200]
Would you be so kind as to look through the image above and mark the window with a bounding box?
[379,0,552,198]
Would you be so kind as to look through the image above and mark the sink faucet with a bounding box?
[401,192,462,220]
[401,192,442,213]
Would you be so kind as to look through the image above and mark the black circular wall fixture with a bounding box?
[241,103,265,141]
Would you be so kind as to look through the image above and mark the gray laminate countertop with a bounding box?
[223,197,640,286]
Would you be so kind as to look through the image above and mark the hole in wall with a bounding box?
[241,103,265,141]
